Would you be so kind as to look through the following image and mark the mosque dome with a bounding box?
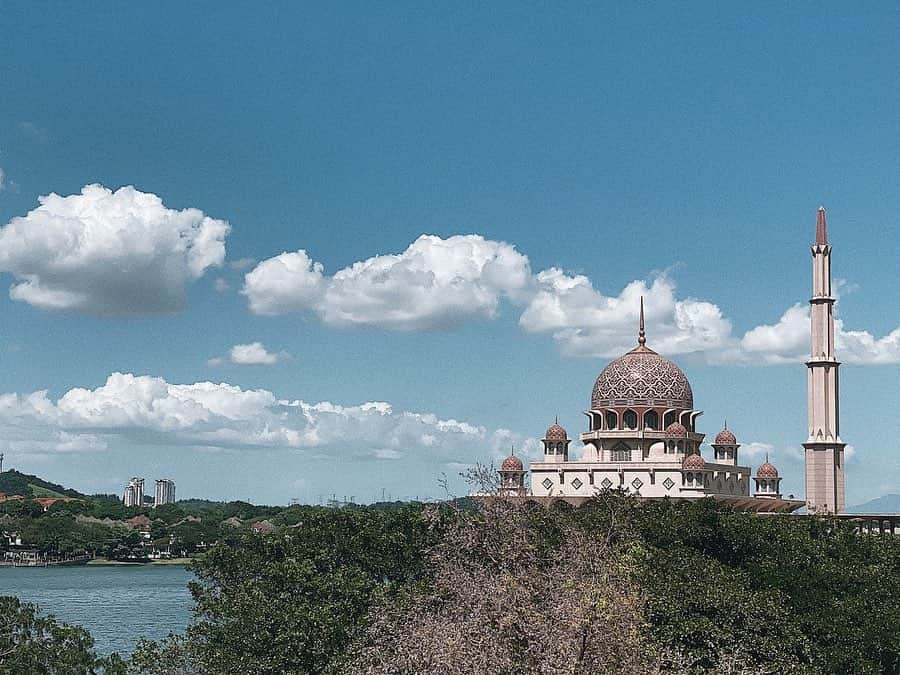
[665,422,688,438]
[545,422,568,441]
[501,454,524,472]
[714,427,737,445]
[592,298,694,411]
[682,453,706,470]
[593,345,693,410]
[757,460,779,478]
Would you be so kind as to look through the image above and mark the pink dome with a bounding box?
[501,454,524,472]
[545,423,568,441]
[757,461,778,478]
[682,453,706,470]
[714,428,737,445]
[665,422,688,438]
[592,345,693,410]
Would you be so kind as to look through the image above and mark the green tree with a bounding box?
[0,596,125,674]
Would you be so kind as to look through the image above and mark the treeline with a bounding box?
[2,495,900,673]
[0,494,289,559]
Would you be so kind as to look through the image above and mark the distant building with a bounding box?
[123,477,144,507]
[154,479,176,508]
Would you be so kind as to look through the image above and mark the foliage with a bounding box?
[0,596,125,674]
[0,469,85,499]
[350,495,655,674]
[136,504,442,674]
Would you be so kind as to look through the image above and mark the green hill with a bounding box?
[0,470,86,499]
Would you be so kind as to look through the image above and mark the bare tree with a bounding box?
[349,469,659,674]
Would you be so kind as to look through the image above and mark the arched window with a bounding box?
[664,411,677,428]
[623,410,638,430]
[545,442,553,455]
[605,410,618,430]
[556,442,564,454]
[677,441,684,453]
[611,442,631,462]
[667,441,675,454]
[644,410,659,430]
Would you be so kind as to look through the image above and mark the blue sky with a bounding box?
[0,3,898,504]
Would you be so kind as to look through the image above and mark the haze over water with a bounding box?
[0,566,192,656]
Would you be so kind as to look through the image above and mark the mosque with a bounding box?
[497,208,846,514]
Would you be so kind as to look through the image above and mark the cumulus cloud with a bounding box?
[0,373,532,464]
[228,342,284,366]
[244,232,900,366]
[244,235,533,330]
[0,184,230,316]
[520,272,733,358]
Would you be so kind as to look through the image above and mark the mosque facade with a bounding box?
[498,209,845,514]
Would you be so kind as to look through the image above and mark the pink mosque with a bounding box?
[497,208,846,514]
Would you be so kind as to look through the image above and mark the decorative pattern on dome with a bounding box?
[591,346,693,410]
[545,423,568,441]
[501,454,523,472]
[682,453,706,470]
[665,422,688,438]
[757,461,778,478]
[714,428,737,445]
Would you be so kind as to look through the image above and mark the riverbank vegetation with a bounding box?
[3,490,900,673]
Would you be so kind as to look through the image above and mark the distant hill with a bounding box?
[0,470,86,499]
[847,494,900,514]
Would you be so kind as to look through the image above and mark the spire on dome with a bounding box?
[816,206,828,245]
[638,296,646,346]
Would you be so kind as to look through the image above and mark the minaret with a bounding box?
[803,207,846,514]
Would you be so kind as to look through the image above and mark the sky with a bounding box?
[0,3,899,505]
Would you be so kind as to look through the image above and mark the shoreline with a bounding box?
[85,557,193,567]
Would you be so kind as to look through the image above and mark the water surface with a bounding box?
[0,565,193,656]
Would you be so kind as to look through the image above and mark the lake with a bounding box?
[0,565,193,656]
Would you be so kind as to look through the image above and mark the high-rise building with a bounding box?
[123,477,144,507]
[154,479,176,508]
[804,207,846,514]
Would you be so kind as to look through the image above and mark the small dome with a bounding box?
[665,422,688,438]
[545,422,568,441]
[757,461,778,478]
[682,453,706,470]
[501,454,524,472]
[714,428,737,445]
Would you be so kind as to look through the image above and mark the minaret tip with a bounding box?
[816,206,828,245]
[638,296,646,346]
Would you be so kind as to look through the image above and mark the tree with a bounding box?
[0,596,125,674]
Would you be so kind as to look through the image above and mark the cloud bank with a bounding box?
[0,185,230,316]
[244,234,900,365]
[0,373,536,465]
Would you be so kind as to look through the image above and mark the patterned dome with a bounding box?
[757,461,778,478]
[501,454,524,472]
[545,422,568,441]
[592,345,693,410]
[665,422,688,438]
[682,453,706,470]
[714,427,737,445]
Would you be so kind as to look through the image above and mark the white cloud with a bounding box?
[214,278,230,293]
[244,235,533,330]
[0,373,531,464]
[228,342,284,366]
[739,442,775,461]
[244,232,900,366]
[520,272,733,358]
[0,184,230,316]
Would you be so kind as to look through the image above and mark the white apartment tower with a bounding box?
[123,477,145,507]
[154,479,176,508]
[803,207,846,514]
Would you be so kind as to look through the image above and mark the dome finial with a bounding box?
[724,418,727,429]
[638,296,646,346]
